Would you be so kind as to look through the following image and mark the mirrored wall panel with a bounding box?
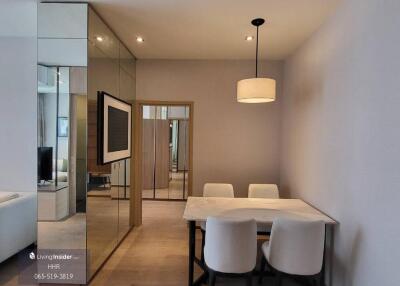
[87,6,136,279]
[37,3,136,283]
[37,2,88,284]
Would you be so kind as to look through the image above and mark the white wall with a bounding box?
[280,0,400,285]
[0,0,37,192]
[137,60,283,197]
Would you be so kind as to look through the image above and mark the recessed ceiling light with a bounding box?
[96,36,104,42]
[136,36,144,43]
[245,36,254,41]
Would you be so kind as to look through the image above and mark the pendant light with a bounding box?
[237,18,276,103]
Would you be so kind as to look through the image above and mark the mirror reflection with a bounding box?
[86,6,136,279]
[36,3,135,282]
[142,105,190,200]
[37,5,88,283]
[37,65,87,250]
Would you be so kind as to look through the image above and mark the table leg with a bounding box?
[323,224,334,286]
[188,220,196,286]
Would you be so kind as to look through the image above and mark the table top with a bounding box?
[183,197,336,225]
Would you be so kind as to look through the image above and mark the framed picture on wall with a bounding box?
[97,91,132,165]
[58,117,68,137]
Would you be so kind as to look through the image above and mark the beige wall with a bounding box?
[136,60,283,197]
[280,0,400,285]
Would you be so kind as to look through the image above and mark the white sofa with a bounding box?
[0,192,37,263]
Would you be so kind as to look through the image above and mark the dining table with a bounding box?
[183,196,337,286]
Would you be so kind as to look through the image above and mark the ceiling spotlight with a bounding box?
[96,36,103,42]
[245,36,254,41]
[136,36,144,43]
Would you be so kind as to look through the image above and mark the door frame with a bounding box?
[132,100,194,226]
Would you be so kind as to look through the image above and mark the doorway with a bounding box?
[134,101,193,212]
[140,104,191,200]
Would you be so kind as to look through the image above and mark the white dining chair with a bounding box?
[248,184,279,199]
[248,184,279,234]
[201,183,235,263]
[205,216,257,286]
[203,183,235,198]
[259,217,325,286]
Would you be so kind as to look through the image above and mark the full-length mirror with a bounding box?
[37,2,88,263]
[36,3,135,283]
[37,2,89,284]
[86,6,136,279]
[37,65,87,250]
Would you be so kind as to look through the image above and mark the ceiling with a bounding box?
[87,0,341,60]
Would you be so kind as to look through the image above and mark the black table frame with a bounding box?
[188,221,207,286]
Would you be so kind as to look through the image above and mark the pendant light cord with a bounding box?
[256,25,259,78]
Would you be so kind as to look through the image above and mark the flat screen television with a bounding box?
[38,147,53,182]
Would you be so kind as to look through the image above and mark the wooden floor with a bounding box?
[90,200,299,286]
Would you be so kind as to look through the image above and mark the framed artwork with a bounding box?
[97,91,132,165]
[58,117,68,137]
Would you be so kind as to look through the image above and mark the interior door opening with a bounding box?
[141,104,191,201]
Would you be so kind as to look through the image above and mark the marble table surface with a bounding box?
[183,197,336,225]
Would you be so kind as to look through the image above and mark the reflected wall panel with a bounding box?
[38,3,88,38]
[155,118,170,191]
[37,3,88,284]
[87,6,136,279]
[142,116,156,192]
[38,39,87,66]
[87,43,119,276]
[37,4,136,282]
